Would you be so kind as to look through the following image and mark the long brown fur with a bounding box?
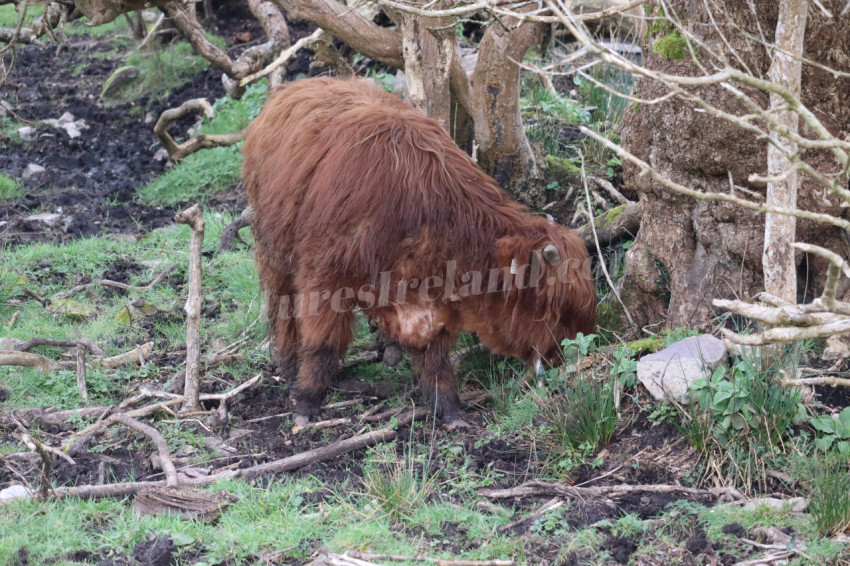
[243,78,596,421]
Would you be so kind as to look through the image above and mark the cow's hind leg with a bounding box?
[257,254,300,382]
[290,293,356,424]
[410,330,466,426]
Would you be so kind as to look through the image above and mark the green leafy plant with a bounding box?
[690,361,800,448]
[561,332,598,358]
[646,402,678,426]
[611,346,637,388]
[810,407,850,456]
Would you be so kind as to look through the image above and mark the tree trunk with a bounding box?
[385,1,453,130]
[763,0,807,304]
[471,10,543,187]
[618,0,850,332]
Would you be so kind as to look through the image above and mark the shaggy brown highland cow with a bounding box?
[243,78,596,425]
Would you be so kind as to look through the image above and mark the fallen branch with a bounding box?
[239,27,323,86]
[0,351,56,373]
[21,434,53,499]
[6,406,108,428]
[13,336,106,357]
[496,497,564,534]
[590,176,632,206]
[63,398,182,456]
[201,373,262,402]
[175,204,205,413]
[479,480,747,504]
[76,344,87,401]
[51,264,178,300]
[110,414,178,487]
[21,434,74,466]
[347,551,515,566]
[22,288,48,307]
[779,375,850,387]
[97,342,153,369]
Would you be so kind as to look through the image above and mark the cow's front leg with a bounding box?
[411,330,466,426]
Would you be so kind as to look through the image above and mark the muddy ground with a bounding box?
[0,1,317,246]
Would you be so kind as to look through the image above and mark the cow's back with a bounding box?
[243,78,508,283]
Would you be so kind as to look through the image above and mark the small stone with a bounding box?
[22,163,46,179]
[17,126,36,140]
[637,335,728,401]
[24,212,62,227]
[0,484,33,501]
[48,298,96,320]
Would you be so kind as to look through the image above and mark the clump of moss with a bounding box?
[546,155,581,176]
[652,30,691,60]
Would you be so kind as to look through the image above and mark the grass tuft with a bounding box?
[361,446,436,523]
[538,374,618,453]
[802,453,850,537]
[0,173,25,203]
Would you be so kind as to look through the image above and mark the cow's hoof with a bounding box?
[293,414,310,427]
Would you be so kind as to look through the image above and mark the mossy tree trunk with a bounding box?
[618,0,850,332]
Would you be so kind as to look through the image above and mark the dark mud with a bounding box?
[0,2,315,246]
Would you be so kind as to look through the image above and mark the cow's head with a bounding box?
[492,222,597,371]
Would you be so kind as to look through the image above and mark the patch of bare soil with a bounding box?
[0,3,316,246]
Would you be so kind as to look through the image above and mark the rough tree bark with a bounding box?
[617,0,850,332]
[471,6,544,186]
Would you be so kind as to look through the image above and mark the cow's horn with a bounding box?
[542,244,561,265]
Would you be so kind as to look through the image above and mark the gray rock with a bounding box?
[17,126,35,140]
[0,484,32,501]
[637,335,727,401]
[22,163,46,179]
[24,212,63,227]
[743,497,808,513]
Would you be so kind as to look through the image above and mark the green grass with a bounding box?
[537,374,618,454]
[801,453,850,537]
[137,81,267,206]
[0,173,25,203]
[111,37,223,103]
[0,3,44,28]
[0,211,264,410]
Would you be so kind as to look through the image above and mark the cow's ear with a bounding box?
[542,244,561,265]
